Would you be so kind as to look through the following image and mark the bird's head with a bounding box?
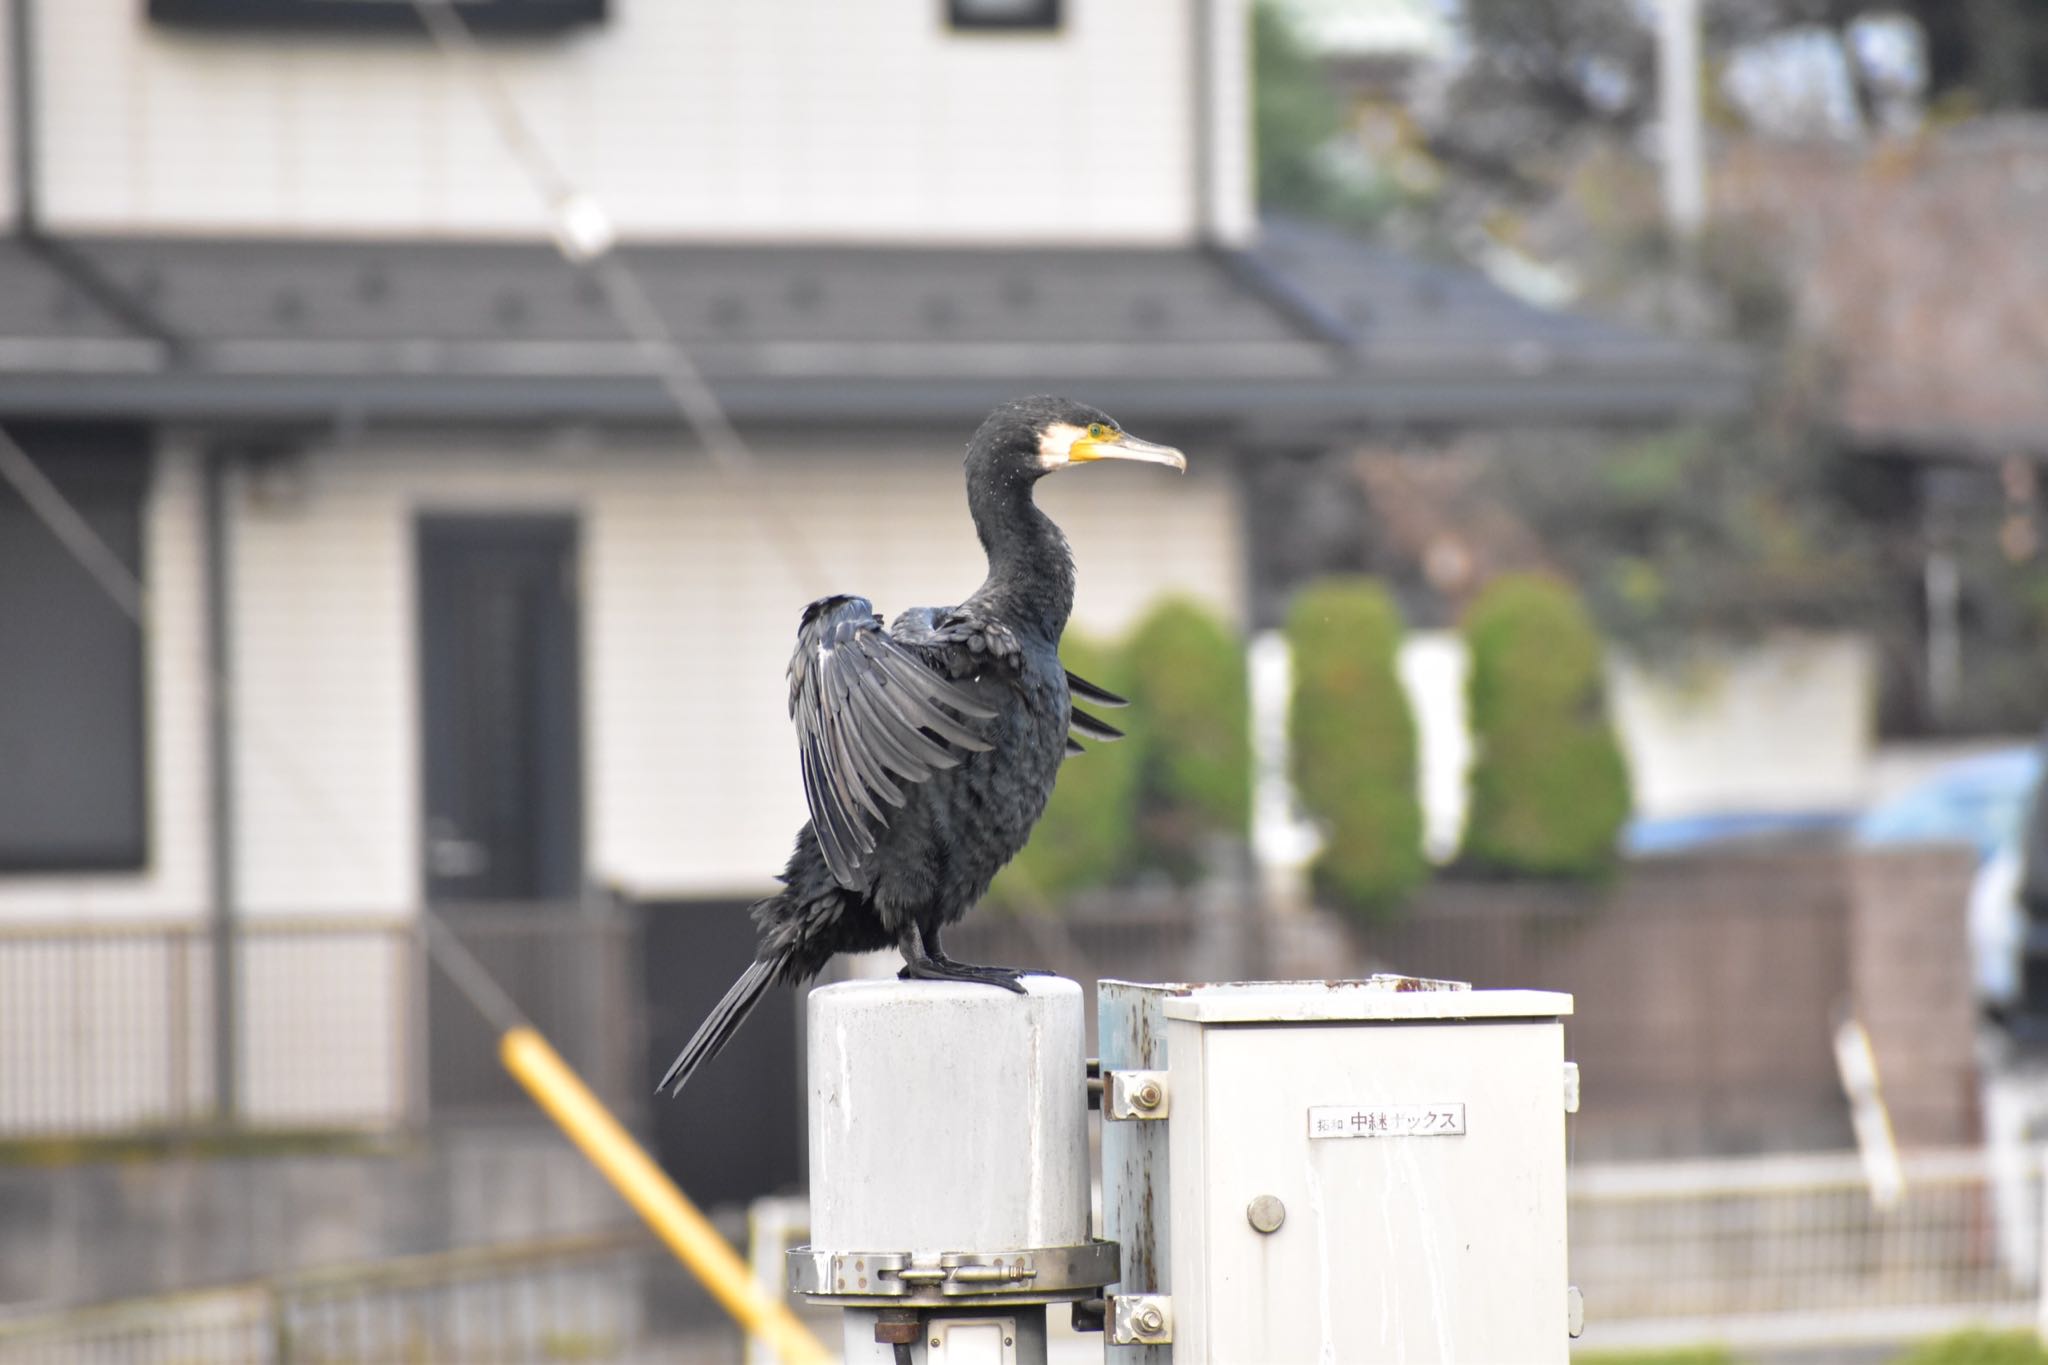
[966,395,1187,484]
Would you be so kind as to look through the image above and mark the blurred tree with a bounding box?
[1485,406,1894,661]
[1262,0,2036,734]
[1429,0,1653,203]
[1464,133,1913,665]
[1122,599,1252,884]
[1437,0,2048,176]
[1399,0,2048,269]
[1252,1,1402,224]
[1460,575,1632,879]
[992,634,1140,908]
[1286,578,1427,919]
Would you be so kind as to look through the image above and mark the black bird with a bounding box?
[658,396,1185,1097]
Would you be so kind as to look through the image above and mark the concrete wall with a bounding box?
[0,1125,630,1312]
[28,0,1247,244]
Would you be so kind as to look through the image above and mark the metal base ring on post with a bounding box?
[788,1239,1120,1307]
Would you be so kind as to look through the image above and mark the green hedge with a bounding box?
[1122,599,1252,884]
[993,634,1139,908]
[1459,574,1631,878]
[1285,578,1425,919]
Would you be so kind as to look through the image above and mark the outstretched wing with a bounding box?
[1063,668,1128,755]
[789,595,996,890]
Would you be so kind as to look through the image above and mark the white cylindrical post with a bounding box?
[798,976,1109,1365]
[809,976,1089,1249]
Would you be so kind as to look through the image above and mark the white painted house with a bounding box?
[0,0,1739,1156]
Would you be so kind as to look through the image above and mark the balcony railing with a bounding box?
[0,903,640,1140]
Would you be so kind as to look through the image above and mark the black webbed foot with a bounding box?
[897,924,1046,994]
[897,955,1032,994]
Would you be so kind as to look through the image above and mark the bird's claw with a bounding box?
[898,957,1036,994]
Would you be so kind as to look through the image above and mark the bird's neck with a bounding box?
[967,472,1075,643]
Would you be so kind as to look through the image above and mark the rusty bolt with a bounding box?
[1134,1080,1163,1110]
[1135,1304,1167,1335]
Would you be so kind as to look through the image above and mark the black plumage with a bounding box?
[658,395,1185,1097]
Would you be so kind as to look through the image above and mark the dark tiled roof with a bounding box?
[0,224,1747,430]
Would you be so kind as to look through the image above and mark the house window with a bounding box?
[0,427,150,872]
[948,0,1061,31]
[148,0,606,33]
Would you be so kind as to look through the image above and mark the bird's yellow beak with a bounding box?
[1068,429,1187,472]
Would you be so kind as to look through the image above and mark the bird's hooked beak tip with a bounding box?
[1069,431,1188,473]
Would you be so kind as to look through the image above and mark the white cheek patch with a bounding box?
[1037,422,1087,471]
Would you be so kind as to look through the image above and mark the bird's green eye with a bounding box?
[1088,423,1107,439]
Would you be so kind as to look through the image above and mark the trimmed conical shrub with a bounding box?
[1460,574,1631,878]
[1286,578,1426,918]
[1122,598,1251,884]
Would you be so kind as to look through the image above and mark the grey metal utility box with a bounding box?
[1101,978,1576,1364]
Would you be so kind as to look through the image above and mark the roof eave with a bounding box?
[0,365,1753,433]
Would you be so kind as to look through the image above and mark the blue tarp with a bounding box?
[1854,746,2043,863]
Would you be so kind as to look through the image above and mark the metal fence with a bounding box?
[0,905,639,1139]
[426,902,642,1121]
[1571,1146,2044,1351]
[0,1232,725,1365]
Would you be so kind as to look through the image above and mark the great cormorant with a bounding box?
[658,396,1186,1097]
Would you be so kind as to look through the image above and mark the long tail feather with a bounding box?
[658,957,779,1097]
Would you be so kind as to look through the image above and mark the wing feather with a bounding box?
[1066,670,1129,708]
[789,595,996,889]
[1069,706,1125,742]
[841,680,941,785]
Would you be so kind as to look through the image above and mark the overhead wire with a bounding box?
[0,428,826,1364]
[0,427,146,623]
[0,425,438,926]
[406,0,834,593]
[3,0,853,1061]
[7,12,847,1354]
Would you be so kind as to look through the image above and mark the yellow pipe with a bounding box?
[498,1026,831,1365]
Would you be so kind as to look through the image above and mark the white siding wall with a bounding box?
[0,425,1238,1130]
[1203,0,1256,245]
[223,429,1242,908]
[32,0,1246,244]
[0,441,211,924]
[0,4,14,227]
